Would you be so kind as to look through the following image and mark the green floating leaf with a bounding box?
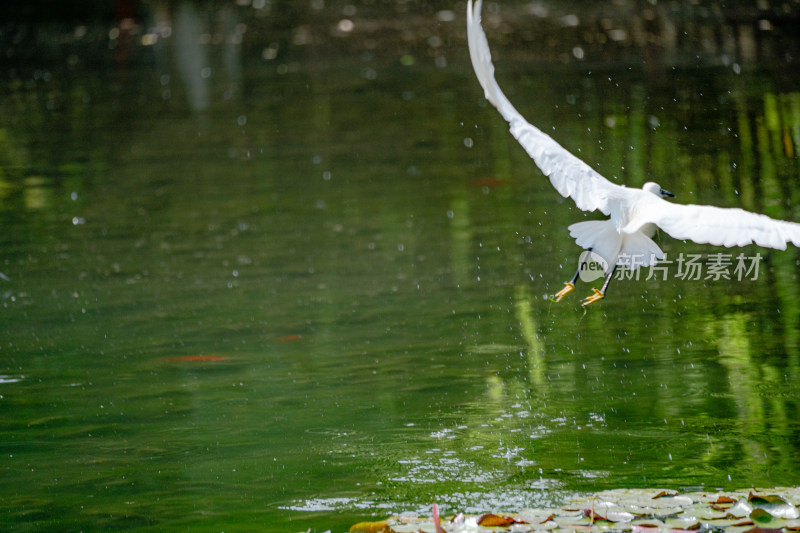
[750,508,775,523]
[749,494,785,505]
[664,516,701,530]
[727,499,754,518]
[632,518,665,529]
[349,521,395,533]
[748,493,800,520]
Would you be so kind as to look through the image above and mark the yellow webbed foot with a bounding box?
[582,288,605,306]
[553,282,575,302]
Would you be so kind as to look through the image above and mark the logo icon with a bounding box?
[577,250,609,282]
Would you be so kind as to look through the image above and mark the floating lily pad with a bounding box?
[350,488,800,533]
[748,494,800,520]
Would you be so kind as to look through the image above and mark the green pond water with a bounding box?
[1,3,800,532]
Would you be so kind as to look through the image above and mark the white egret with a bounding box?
[467,0,800,305]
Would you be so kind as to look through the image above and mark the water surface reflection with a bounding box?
[1,2,799,532]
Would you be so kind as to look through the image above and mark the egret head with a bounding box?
[642,181,675,199]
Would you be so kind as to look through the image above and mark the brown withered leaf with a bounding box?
[477,513,527,527]
[741,528,784,533]
[714,496,738,504]
[584,509,611,522]
[653,490,679,499]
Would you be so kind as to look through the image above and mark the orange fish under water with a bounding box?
[277,334,303,342]
[162,355,227,362]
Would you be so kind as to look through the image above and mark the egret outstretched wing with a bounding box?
[625,195,800,250]
[467,0,624,215]
[468,0,800,254]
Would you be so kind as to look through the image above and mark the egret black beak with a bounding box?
[660,188,674,198]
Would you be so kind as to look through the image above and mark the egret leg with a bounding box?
[582,265,617,306]
[553,249,592,302]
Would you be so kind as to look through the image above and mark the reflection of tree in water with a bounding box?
[1,1,799,70]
